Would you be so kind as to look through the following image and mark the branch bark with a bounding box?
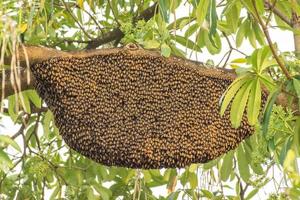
[1,45,298,115]
[264,0,293,27]
[85,2,158,49]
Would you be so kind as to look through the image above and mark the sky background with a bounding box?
[0,2,297,199]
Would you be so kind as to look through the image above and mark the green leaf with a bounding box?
[25,90,42,108]
[225,3,240,33]
[172,35,202,52]
[253,22,265,46]
[237,145,250,182]
[220,151,234,181]
[77,0,84,9]
[293,78,300,110]
[248,21,257,48]
[49,186,60,200]
[196,0,210,26]
[189,172,198,189]
[43,110,53,138]
[279,136,293,166]
[0,149,13,169]
[161,43,171,57]
[230,81,252,128]
[204,30,221,54]
[201,189,214,198]
[247,79,261,125]
[21,93,31,114]
[143,40,160,49]
[0,135,22,152]
[262,90,280,137]
[159,0,169,22]
[169,44,186,57]
[8,95,18,122]
[209,0,218,35]
[93,185,112,200]
[236,20,246,47]
[245,188,259,200]
[220,75,250,116]
[184,23,199,38]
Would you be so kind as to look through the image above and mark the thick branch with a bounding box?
[1,45,298,115]
[85,2,158,49]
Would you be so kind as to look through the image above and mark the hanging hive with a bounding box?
[30,45,261,169]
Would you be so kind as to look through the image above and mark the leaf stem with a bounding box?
[252,0,292,80]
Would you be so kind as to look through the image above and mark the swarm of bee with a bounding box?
[31,45,256,169]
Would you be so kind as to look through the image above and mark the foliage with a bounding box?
[0,0,300,199]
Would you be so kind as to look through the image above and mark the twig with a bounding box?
[252,0,292,80]
[85,2,158,49]
[61,0,93,40]
[265,0,278,26]
[264,0,293,27]
[108,0,121,26]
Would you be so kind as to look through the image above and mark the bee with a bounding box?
[30,46,266,169]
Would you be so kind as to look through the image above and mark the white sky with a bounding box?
[0,2,297,200]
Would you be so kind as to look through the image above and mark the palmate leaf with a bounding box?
[262,89,280,137]
[247,78,261,125]
[220,74,250,116]
[172,35,202,52]
[0,135,22,152]
[237,145,250,182]
[230,80,252,128]
[220,151,234,181]
[196,0,210,26]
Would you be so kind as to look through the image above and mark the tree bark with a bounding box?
[1,45,298,115]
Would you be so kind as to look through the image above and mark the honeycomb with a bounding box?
[31,46,256,169]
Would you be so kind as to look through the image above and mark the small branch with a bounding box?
[61,0,94,40]
[85,2,158,49]
[265,0,278,26]
[264,0,293,27]
[108,0,121,26]
[252,0,292,80]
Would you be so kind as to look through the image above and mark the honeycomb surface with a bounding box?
[31,48,254,169]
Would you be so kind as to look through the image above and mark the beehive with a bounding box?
[31,45,257,169]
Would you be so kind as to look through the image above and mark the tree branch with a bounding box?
[85,2,158,49]
[264,0,293,27]
[1,45,298,115]
[253,0,293,80]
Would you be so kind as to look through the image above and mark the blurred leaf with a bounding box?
[0,149,13,169]
[159,0,169,22]
[262,90,280,136]
[237,145,250,182]
[245,188,259,200]
[143,39,160,49]
[77,0,84,9]
[220,75,250,116]
[24,90,42,108]
[196,0,210,26]
[279,136,293,166]
[236,20,246,47]
[172,35,202,52]
[161,43,171,57]
[189,172,198,189]
[0,135,21,152]
[220,151,234,181]
[94,185,112,200]
[293,78,300,110]
[230,80,252,128]
[209,0,218,35]
[247,79,261,125]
